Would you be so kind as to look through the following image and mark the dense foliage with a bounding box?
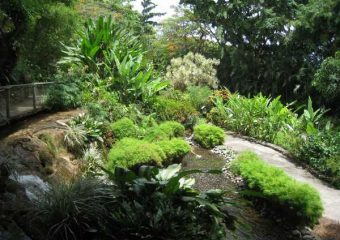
[32,165,233,239]
[156,138,190,163]
[152,95,198,125]
[209,94,299,143]
[232,152,323,225]
[166,52,219,91]
[193,124,225,149]
[0,0,78,84]
[312,52,340,104]
[180,0,339,110]
[110,117,140,140]
[144,121,185,141]
[1,0,339,239]
[107,138,166,169]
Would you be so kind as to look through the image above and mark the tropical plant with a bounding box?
[221,94,299,143]
[110,53,169,103]
[103,164,233,239]
[299,97,328,135]
[71,114,106,143]
[59,16,143,78]
[231,152,323,225]
[207,97,229,127]
[63,122,87,154]
[81,144,103,176]
[193,124,225,149]
[45,83,81,111]
[166,52,220,90]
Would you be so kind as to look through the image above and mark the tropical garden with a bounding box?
[0,0,339,239]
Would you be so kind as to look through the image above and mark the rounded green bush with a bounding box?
[231,151,323,225]
[157,138,191,163]
[110,118,139,140]
[144,121,185,142]
[193,124,225,149]
[107,138,166,169]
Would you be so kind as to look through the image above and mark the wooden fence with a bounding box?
[0,82,55,126]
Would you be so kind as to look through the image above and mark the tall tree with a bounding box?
[141,0,164,34]
[0,0,78,85]
[180,0,339,106]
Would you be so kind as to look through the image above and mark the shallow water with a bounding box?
[182,147,293,240]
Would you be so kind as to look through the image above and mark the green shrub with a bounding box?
[107,138,166,169]
[216,94,299,143]
[110,118,139,140]
[193,124,225,149]
[166,52,220,90]
[152,96,198,125]
[45,83,81,111]
[32,165,234,240]
[313,52,340,102]
[70,114,106,143]
[231,152,323,225]
[85,102,109,122]
[325,155,340,188]
[187,86,213,113]
[105,164,231,239]
[296,131,340,185]
[144,121,185,142]
[156,138,191,163]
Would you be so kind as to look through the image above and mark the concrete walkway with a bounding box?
[224,134,340,223]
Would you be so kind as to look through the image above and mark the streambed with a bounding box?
[182,146,299,240]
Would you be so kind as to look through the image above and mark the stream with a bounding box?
[182,146,294,240]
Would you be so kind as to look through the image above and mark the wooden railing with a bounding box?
[0,82,55,126]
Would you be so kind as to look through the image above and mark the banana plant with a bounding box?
[112,53,169,103]
[300,97,329,135]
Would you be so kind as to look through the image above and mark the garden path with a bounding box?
[224,134,340,223]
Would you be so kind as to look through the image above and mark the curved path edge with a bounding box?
[224,134,340,223]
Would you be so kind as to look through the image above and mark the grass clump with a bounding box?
[32,178,113,240]
[144,121,185,142]
[193,123,225,148]
[110,117,139,140]
[231,151,323,225]
[107,138,166,169]
[156,138,191,163]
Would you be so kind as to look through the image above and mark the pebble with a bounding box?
[185,137,245,185]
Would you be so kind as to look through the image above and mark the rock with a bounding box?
[292,229,302,238]
[0,221,32,240]
[302,235,314,240]
[10,174,49,200]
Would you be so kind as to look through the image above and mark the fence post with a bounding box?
[6,87,10,119]
[33,83,37,110]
